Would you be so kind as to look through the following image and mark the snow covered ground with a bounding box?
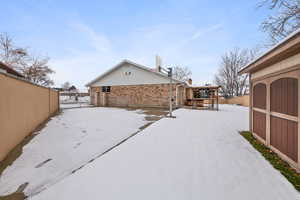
[60,95,90,104]
[0,107,161,197]
[60,96,91,109]
[60,103,93,109]
[30,105,300,200]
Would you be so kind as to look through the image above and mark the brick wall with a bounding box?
[91,84,182,108]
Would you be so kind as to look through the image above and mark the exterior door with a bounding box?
[95,92,101,106]
[270,78,298,162]
[252,83,267,140]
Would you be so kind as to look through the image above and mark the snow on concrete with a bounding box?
[60,96,90,104]
[31,105,299,200]
[60,96,91,109]
[60,103,92,109]
[0,107,150,196]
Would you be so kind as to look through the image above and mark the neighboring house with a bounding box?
[86,59,186,108]
[0,62,24,78]
[52,87,64,92]
[67,85,78,93]
[239,28,300,170]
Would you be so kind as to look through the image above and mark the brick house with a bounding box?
[86,59,186,108]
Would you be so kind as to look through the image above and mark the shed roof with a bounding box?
[85,59,183,87]
[239,28,300,74]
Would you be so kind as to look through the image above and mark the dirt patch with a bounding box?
[0,183,28,200]
[127,107,169,122]
[144,116,162,121]
[0,192,25,200]
[140,108,169,117]
[142,108,169,127]
[126,107,169,116]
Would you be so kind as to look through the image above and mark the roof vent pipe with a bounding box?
[155,55,162,72]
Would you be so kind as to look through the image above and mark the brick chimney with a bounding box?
[188,78,192,85]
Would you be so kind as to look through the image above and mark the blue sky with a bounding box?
[1,0,270,89]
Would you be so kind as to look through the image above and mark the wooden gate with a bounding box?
[270,78,298,162]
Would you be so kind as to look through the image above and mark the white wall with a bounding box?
[91,63,173,86]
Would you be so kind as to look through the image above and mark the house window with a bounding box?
[102,86,111,93]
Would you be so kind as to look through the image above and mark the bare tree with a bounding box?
[214,48,257,98]
[61,81,71,90]
[20,57,55,86]
[0,33,55,86]
[0,33,29,70]
[259,0,300,45]
[173,66,192,82]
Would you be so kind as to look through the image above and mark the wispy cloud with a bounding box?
[50,21,226,89]
[165,23,224,53]
[191,23,223,41]
[2,0,268,89]
[70,22,112,52]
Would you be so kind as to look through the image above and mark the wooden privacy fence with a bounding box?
[0,71,59,161]
[219,95,250,107]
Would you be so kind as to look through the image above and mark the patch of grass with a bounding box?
[240,131,300,192]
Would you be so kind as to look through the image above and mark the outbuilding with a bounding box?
[239,28,300,170]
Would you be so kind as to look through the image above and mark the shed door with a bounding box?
[253,83,267,140]
[270,78,298,162]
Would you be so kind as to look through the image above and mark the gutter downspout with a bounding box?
[176,83,185,107]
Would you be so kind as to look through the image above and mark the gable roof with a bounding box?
[68,85,77,91]
[239,28,300,74]
[0,62,24,78]
[85,59,183,87]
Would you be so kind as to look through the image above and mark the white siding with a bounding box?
[91,63,172,86]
